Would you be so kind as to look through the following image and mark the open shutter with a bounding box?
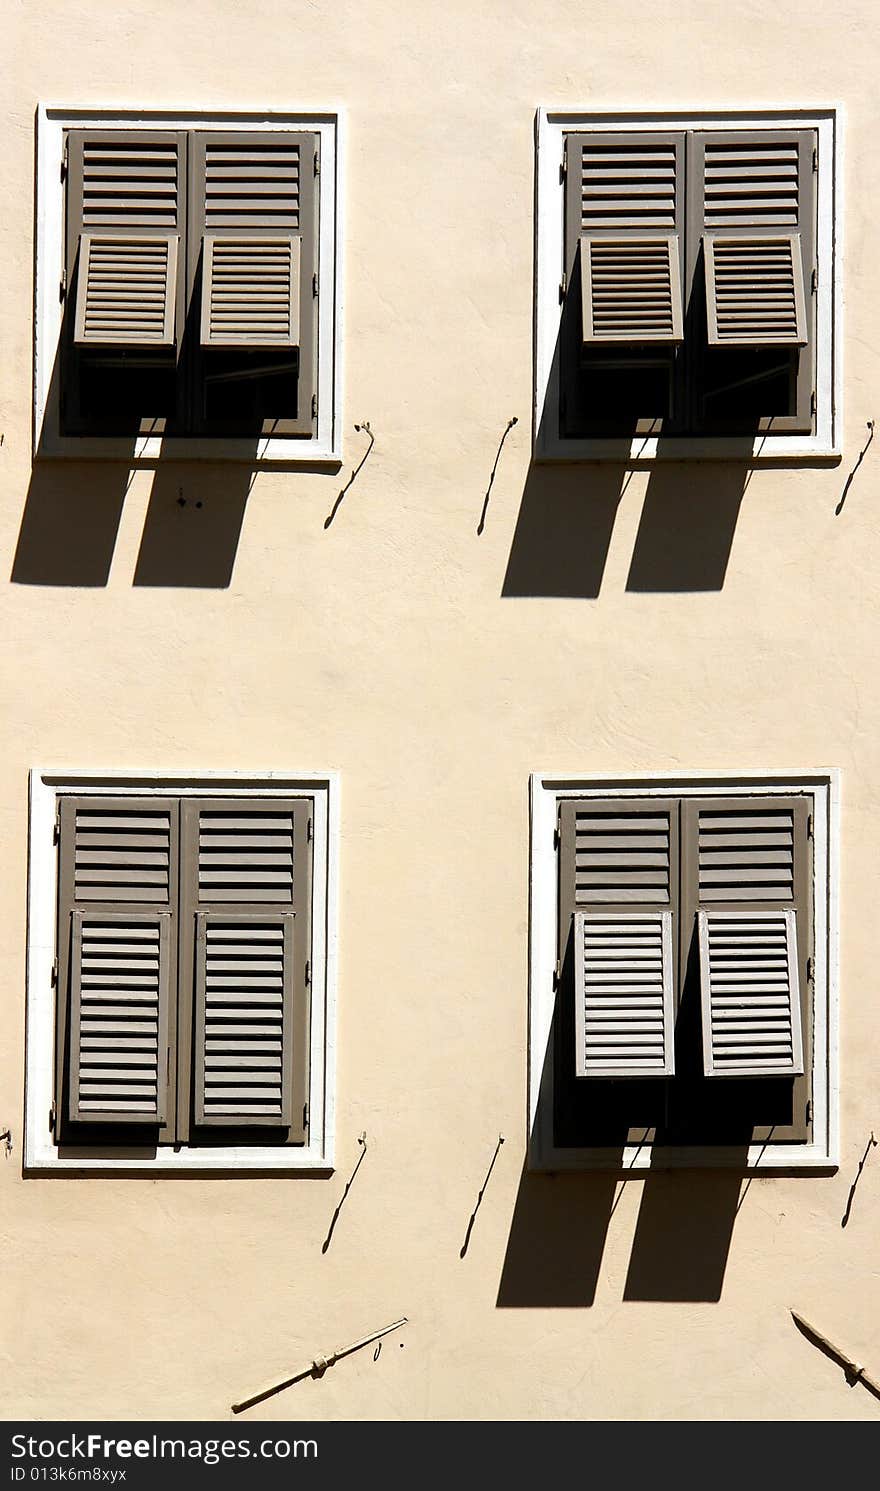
[568,133,685,345]
[686,795,809,1080]
[56,797,178,1129]
[181,798,310,1137]
[574,910,675,1076]
[559,798,678,1078]
[67,131,184,347]
[200,235,300,347]
[698,909,803,1077]
[696,130,813,347]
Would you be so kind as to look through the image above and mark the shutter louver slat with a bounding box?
[704,233,806,346]
[575,911,675,1077]
[574,806,673,904]
[195,914,294,1126]
[698,910,803,1077]
[204,140,301,229]
[697,805,795,902]
[581,235,683,344]
[73,803,172,903]
[200,234,300,347]
[197,807,295,903]
[69,911,170,1123]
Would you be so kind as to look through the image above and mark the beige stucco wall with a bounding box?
[1,0,879,1421]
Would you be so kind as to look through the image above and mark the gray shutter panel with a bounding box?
[196,133,315,350]
[574,910,675,1077]
[698,909,804,1077]
[696,130,813,348]
[56,796,179,1130]
[69,910,171,1122]
[559,798,679,1079]
[569,133,685,345]
[68,131,184,348]
[200,235,300,347]
[183,799,310,1137]
[194,912,294,1125]
[696,800,796,902]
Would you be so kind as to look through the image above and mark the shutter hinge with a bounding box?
[560,142,568,183]
[806,955,814,983]
[553,824,560,850]
[59,269,67,303]
[61,138,68,182]
[553,960,561,991]
[810,390,817,417]
[314,150,320,177]
[312,271,319,298]
[311,392,318,420]
[303,1102,309,1129]
[559,271,567,302]
[307,816,313,843]
[807,811,814,839]
[805,1099,812,1125]
[811,266,818,294]
[53,807,61,844]
[49,1101,56,1132]
[812,145,818,173]
[305,959,311,987]
[51,957,58,987]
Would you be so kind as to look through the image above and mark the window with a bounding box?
[534,110,840,460]
[25,773,338,1173]
[528,773,839,1171]
[35,110,342,462]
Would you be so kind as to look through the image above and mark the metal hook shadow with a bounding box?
[460,1134,505,1258]
[477,417,518,535]
[841,1131,877,1228]
[324,422,374,528]
[321,1133,368,1253]
[836,420,875,516]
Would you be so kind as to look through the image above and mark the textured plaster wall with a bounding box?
[1,0,879,1421]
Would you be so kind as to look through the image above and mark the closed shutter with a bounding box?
[698,909,803,1077]
[684,794,810,1082]
[67,131,184,347]
[56,796,179,1129]
[567,133,685,345]
[180,799,311,1137]
[695,130,814,349]
[559,798,679,1079]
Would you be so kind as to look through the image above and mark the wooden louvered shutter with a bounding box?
[189,131,319,436]
[55,797,178,1129]
[66,131,184,347]
[690,128,815,432]
[566,133,685,344]
[180,799,310,1136]
[695,130,813,345]
[684,796,809,1079]
[559,799,678,1078]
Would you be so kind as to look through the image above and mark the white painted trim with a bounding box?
[528,770,840,1173]
[534,108,842,462]
[25,769,339,1174]
[34,107,345,465]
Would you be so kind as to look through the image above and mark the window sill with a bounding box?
[24,1147,335,1176]
[34,435,343,469]
[535,434,842,464]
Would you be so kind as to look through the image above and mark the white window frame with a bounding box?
[34,106,345,465]
[25,769,339,1174]
[534,107,843,462]
[528,770,840,1172]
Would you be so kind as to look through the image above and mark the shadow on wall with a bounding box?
[501,457,750,599]
[496,1160,743,1308]
[10,460,255,589]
